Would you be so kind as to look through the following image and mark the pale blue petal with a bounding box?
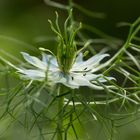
[72,54,109,72]
[96,76,116,83]
[21,52,47,70]
[62,82,79,89]
[74,53,83,66]
[48,71,69,86]
[18,69,45,81]
[59,73,104,90]
[83,73,102,80]
[42,53,58,67]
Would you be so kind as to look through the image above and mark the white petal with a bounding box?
[72,54,109,72]
[21,52,47,70]
[96,76,115,83]
[42,53,58,67]
[60,73,104,90]
[48,71,79,89]
[62,81,79,89]
[73,53,83,66]
[85,74,115,83]
[18,69,45,81]
[83,73,102,80]
[48,71,67,84]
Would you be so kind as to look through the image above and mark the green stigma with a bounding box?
[48,9,82,74]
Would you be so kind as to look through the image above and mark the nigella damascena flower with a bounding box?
[9,11,115,89]
[16,51,115,90]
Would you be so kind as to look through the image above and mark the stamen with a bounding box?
[84,67,87,70]
[83,73,86,76]
[72,76,74,80]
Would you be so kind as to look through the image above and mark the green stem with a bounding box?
[68,0,73,24]
[57,85,64,140]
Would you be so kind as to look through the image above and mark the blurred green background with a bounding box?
[0,0,140,140]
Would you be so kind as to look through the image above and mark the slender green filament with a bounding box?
[48,10,82,74]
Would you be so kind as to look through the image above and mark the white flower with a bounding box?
[16,51,115,90]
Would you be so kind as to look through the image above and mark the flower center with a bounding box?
[57,41,76,74]
[48,10,82,74]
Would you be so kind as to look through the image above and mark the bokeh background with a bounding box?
[0,0,140,140]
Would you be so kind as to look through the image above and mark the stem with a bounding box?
[57,85,64,140]
[68,0,73,24]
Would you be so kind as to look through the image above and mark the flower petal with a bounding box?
[96,76,116,83]
[83,73,101,80]
[72,54,109,72]
[21,52,47,70]
[74,53,83,65]
[60,73,104,90]
[18,69,45,81]
[42,53,58,67]
[47,70,70,86]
